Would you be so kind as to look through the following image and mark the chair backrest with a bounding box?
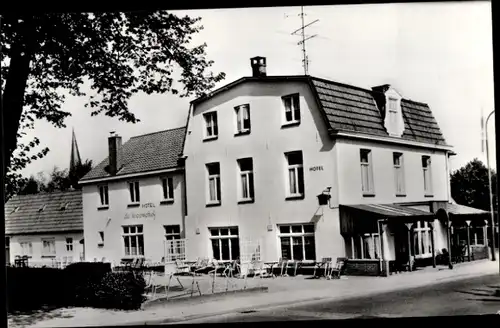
[322,257,332,263]
[335,257,348,270]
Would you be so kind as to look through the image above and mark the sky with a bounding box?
[18,2,495,179]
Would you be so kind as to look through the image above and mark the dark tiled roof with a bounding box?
[81,126,186,181]
[5,190,83,235]
[309,77,447,145]
[192,75,448,146]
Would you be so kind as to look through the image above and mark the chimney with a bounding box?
[107,131,122,176]
[250,56,267,77]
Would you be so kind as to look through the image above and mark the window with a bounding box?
[164,225,181,240]
[350,234,380,259]
[282,94,300,124]
[66,238,73,252]
[360,149,374,195]
[98,231,104,247]
[42,239,56,256]
[128,181,140,204]
[472,227,485,245]
[123,225,144,257]
[20,241,33,256]
[286,151,304,198]
[203,111,218,139]
[206,163,221,204]
[98,185,109,207]
[279,224,316,261]
[161,177,174,201]
[209,227,240,261]
[237,158,254,202]
[422,156,433,195]
[413,221,431,258]
[235,104,251,134]
[393,152,405,195]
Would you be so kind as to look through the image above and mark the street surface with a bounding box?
[175,274,500,323]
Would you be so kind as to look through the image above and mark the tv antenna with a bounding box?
[289,6,319,75]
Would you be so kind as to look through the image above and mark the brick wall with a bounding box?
[345,259,384,276]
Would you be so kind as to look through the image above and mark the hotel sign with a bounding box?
[309,166,324,172]
[124,202,156,220]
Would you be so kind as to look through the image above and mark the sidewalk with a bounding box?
[19,258,500,327]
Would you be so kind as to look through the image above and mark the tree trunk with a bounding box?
[2,17,37,178]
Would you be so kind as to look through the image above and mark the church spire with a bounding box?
[70,128,82,173]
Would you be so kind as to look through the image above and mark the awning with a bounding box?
[444,203,488,216]
[340,203,434,235]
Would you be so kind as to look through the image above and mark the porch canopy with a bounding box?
[433,202,490,227]
[340,203,435,236]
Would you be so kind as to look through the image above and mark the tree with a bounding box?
[450,158,497,212]
[1,12,225,200]
[69,159,93,190]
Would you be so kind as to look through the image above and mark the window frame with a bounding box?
[41,238,56,257]
[128,181,141,205]
[360,149,375,196]
[206,163,222,206]
[203,111,219,140]
[393,152,406,196]
[422,155,433,196]
[66,237,74,252]
[235,104,251,135]
[278,224,316,261]
[237,158,255,203]
[97,184,109,208]
[282,93,301,126]
[19,241,33,257]
[285,151,305,199]
[413,221,432,258]
[122,225,145,257]
[209,227,240,261]
[161,176,175,203]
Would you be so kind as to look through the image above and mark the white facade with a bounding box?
[81,171,186,265]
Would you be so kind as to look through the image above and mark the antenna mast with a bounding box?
[290,6,319,75]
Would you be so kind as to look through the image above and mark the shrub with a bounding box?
[92,272,147,310]
[7,267,66,313]
[63,262,112,306]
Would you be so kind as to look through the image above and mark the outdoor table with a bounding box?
[263,261,278,278]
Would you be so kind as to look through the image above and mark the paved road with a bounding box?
[175,274,500,323]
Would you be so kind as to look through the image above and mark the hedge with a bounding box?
[7,263,146,313]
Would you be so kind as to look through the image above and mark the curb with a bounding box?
[141,286,269,310]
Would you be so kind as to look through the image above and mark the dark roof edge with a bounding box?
[6,229,84,236]
[129,126,187,140]
[79,166,185,184]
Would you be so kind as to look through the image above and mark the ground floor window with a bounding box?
[42,239,56,256]
[455,226,485,246]
[123,225,144,256]
[164,225,184,261]
[351,234,380,259]
[20,241,33,256]
[278,224,316,261]
[209,227,240,261]
[413,221,431,258]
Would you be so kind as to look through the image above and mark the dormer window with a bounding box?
[388,97,398,127]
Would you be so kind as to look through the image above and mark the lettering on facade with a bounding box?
[124,210,156,220]
[309,166,324,172]
[142,203,156,208]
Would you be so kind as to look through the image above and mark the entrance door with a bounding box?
[393,225,411,268]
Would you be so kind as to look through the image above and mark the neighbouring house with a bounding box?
[181,56,492,276]
[79,128,187,266]
[5,190,84,267]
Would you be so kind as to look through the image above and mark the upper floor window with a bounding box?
[66,238,74,251]
[161,177,174,201]
[42,238,56,256]
[237,158,254,202]
[360,149,374,195]
[286,151,304,198]
[235,104,251,134]
[128,181,140,204]
[20,241,33,256]
[282,93,300,125]
[422,156,433,196]
[206,163,221,205]
[98,185,109,207]
[393,152,405,196]
[203,111,218,140]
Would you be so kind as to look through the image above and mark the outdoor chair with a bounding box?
[313,257,332,278]
[276,258,288,277]
[329,257,348,279]
[174,259,191,275]
[284,260,301,277]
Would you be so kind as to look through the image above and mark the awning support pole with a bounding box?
[466,220,472,262]
[429,220,436,268]
[405,223,413,272]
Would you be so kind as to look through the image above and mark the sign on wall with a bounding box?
[309,166,324,172]
[124,202,156,220]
